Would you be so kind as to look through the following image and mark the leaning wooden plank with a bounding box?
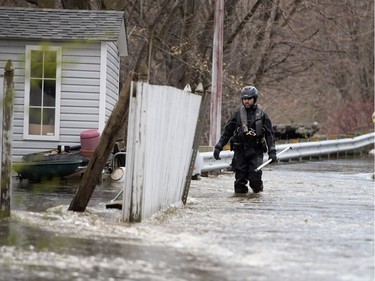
[68,73,134,212]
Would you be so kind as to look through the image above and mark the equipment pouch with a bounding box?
[232,142,244,151]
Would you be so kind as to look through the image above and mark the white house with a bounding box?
[0,7,128,161]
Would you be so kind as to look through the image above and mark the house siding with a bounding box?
[0,39,109,161]
[60,42,102,142]
[105,42,120,120]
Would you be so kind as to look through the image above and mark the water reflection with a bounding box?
[12,176,119,212]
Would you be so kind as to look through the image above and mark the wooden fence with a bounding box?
[0,60,14,218]
[0,74,3,173]
[122,81,206,222]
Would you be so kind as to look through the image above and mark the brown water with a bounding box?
[0,155,374,281]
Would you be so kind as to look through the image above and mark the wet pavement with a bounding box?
[0,155,374,281]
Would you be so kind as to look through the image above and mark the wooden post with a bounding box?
[182,83,209,204]
[0,60,14,218]
[68,73,134,212]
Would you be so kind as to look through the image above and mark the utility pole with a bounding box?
[209,0,224,146]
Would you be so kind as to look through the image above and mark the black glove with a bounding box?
[213,147,222,160]
[268,150,277,163]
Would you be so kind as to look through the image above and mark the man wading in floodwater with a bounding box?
[213,86,277,194]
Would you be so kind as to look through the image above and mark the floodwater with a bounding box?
[0,155,374,281]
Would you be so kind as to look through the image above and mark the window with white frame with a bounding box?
[24,46,61,140]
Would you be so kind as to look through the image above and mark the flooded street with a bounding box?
[0,155,374,281]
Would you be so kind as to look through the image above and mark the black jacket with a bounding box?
[215,104,276,155]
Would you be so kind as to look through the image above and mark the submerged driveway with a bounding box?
[182,158,374,281]
[2,156,374,281]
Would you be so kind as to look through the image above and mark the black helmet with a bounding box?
[240,86,258,101]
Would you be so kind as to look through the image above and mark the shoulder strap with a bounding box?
[239,105,249,133]
[255,105,264,137]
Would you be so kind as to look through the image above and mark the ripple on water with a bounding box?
[0,157,373,281]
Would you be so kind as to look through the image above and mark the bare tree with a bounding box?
[2,0,373,138]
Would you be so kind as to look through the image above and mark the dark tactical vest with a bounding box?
[240,104,263,139]
[233,104,267,152]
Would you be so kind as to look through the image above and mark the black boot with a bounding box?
[251,183,263,193]
[234,178,248,193]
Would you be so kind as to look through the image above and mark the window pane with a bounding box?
[29,108,41,124]
[30,50,43,78]
[42,125,54,135]
[43,80,56,106]
[43,108,55,126]
[30,79,42,106]
[44,51,56,78]
[27,47,59,138]
[42,108,55,135]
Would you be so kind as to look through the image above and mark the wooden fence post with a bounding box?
[0,60,14,218]
[182,83,209,204]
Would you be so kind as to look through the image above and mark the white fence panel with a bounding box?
[123,82,202,222]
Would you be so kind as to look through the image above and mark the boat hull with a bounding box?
[13,159,84,182]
